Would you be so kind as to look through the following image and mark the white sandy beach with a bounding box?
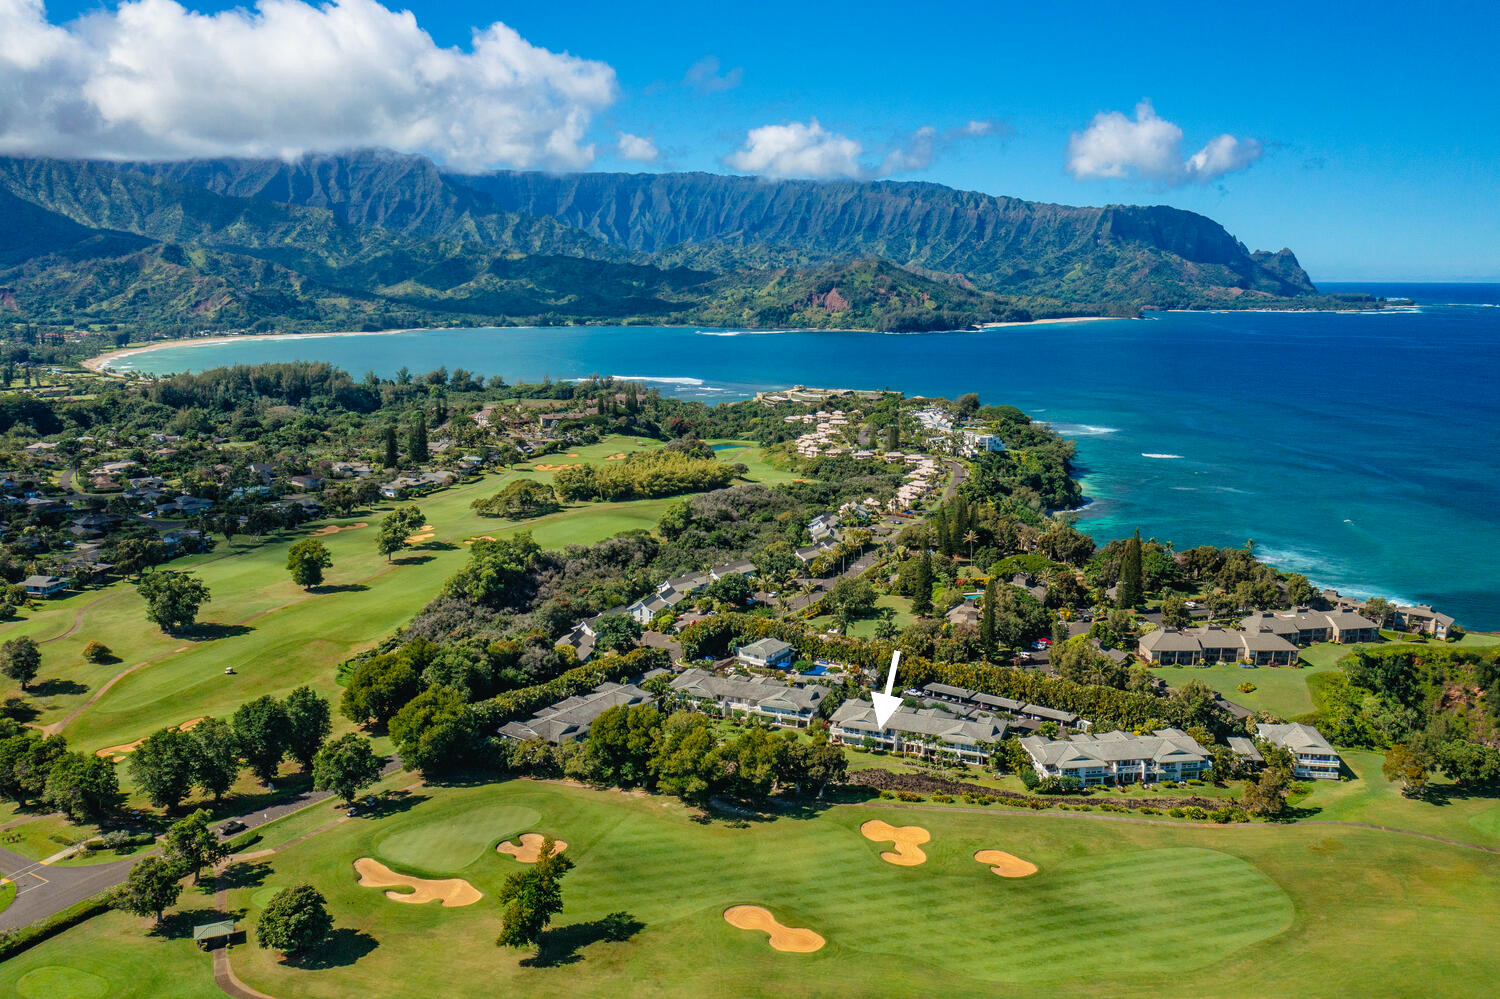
[81,316,1129,374]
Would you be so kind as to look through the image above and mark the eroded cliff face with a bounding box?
[461,169,1318,301]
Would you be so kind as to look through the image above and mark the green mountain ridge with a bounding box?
[0,150,1359,335]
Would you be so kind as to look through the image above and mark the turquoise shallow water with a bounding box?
[117,282,1500,628]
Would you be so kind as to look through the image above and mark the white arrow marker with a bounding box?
[871,649,902,728]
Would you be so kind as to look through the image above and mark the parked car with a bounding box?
[219,819,246,835]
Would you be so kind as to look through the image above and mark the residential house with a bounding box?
[287,474,325,491]
[829,699,1006,764]
[497,682,655,744]
[736,637,796,669]
[1021,728,1210,786]
[1255,722,1342,780]
[1393,604,1456,639]
[22,574,69,598]
[669,668,828,728]
[946,600,980,628]
[1137,625,1299,666]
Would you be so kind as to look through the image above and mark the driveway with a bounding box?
[0,846,137,933]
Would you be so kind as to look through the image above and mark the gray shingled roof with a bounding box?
[831,699,1006,746]
[670,668,826,714]
[498,682,654,744]
[1255,722,1336,755]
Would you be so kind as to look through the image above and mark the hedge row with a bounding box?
[481,646,668,725]
[0,891,114,962]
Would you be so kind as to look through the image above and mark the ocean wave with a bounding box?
[608,375,705,386]
[1051,423,1119,436]
[1141,453,1183,459]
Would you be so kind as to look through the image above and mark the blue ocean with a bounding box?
[116,282,1500,629]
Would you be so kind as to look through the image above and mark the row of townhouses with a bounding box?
[1021,729,1212,785]
[497,680,657,744]
[1138,607,1381,666]
[914,682,1087,730]
[829,698,1007,765]
[669,668,828,728]
[625,559,758,625]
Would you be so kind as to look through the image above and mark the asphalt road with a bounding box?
[0,759,399,934]
[0,845,137,933]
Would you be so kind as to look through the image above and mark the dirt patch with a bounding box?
[974,849,1038,878]
[353,858,481,907]
[496,833,567,863]
[307,521,368,537]
[723,905,825,953]
[96,717,206,760]
[860,819,930,866]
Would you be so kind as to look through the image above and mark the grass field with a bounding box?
[3,778,1497,998]
[1152,633,1500,722]
[2,435,785,759]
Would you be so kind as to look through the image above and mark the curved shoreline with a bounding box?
[80,316,1124,375]
[80,327,426,374]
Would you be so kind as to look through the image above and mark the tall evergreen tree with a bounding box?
[980,576,998,653]
[911,553,934,616]
[1118,529,1144,608]
[407,413,429,464]
[382,425,398,468]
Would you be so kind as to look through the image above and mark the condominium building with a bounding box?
[1020,729,1211,785]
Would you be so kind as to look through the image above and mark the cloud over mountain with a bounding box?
[1066,100,1262,184]
[0,0,618,170]
[726,118,1004,180]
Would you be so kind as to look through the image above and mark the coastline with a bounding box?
[80,327,425,374]
[80,315,1125,374]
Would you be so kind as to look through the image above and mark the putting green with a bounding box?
[18,966,108,999]
[375,803,540,873]
[250,885,284,910]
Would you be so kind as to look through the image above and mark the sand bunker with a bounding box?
[97,717,206,760]
[308,522,368,537]
[723,906,825,953]
[603,453,627,460]
[974,850,1038,878]
[496,834,567,863]
[354,858,480,907]
[403,527,435,545]
[532,463,580,472]
[464,535,498,545]
[860,820,930,866]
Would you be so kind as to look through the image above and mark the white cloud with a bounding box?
[727,117,1005,181]
[616,131,658,163]
[725,119,864,180]
[0,0,618,170]
[682,55,742,94]
[879,119,1007,174]
[1066,100,1262,184]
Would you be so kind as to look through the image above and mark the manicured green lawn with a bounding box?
[0,908,222,999]
[808,594,915,639]
[0,877,15,914]
[7,779,1497,998]
[1150,660,1339,720]
[7,441,790,757]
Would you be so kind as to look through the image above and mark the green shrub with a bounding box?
[895,791,924,803]
[931,793,954,803]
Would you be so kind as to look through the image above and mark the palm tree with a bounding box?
[963,529,979,561]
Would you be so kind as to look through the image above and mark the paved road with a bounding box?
[941,458,968,503]
[0,759,400,934]
[0,845,137,933]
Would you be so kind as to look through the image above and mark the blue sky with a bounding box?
[19,0,1500,280]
